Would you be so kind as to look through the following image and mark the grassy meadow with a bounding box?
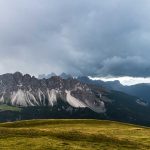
[0,119,149,150]
[0,104,21,112]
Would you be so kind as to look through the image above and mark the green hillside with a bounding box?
[0,104,21,112]
[0,119,150,150]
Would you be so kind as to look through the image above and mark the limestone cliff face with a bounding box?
[0,72,106,113]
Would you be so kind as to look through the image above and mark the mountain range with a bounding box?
[77,76,150,102]
[0,72,150,126]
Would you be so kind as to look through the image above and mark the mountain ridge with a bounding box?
[0,72,106,113]
[77,76,150,102]
[0,72,150,126]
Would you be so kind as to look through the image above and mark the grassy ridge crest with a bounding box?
[0,119,150,150]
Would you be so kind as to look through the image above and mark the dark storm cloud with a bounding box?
[0,0,150,77]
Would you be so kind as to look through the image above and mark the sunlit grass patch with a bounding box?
[0,119,149,150]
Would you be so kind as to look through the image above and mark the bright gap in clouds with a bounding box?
[89,76,150,86]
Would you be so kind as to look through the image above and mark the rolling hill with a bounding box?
[0,119,150,150]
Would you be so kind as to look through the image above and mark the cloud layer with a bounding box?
[0,0,150,77]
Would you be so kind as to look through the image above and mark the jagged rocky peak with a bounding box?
[23,74,32,82]
[60,73,73,79]
[13,72,23,80]
[0,72,106,113]
[38,73,57,79]
[38,72,73,80]
[0,72,32,82]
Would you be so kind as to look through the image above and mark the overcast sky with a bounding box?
[0,0,150,79]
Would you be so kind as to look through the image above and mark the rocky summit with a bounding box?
[0,72,106,113]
